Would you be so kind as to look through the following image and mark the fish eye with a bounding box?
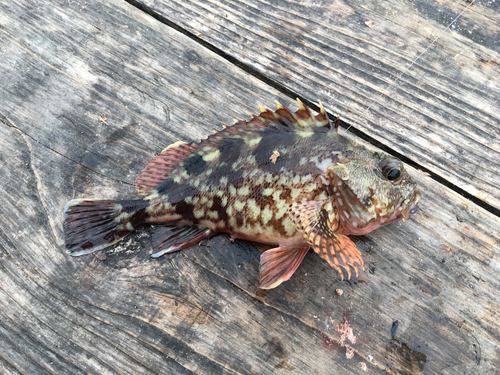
[380,156,403,183]
[385,168,401,181]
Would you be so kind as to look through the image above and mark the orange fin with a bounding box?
[294,98,332,129]
[259,246,309,289]
[151,223,213,258]
[256,102,332,129]
[317,103,336,131]
[135,141,195,195]
[288,201,364,279]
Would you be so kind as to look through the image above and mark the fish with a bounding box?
[64,100,421,289]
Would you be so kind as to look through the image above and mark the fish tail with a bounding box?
[63,198,148,256]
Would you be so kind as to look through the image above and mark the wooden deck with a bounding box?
[0,0,499,373]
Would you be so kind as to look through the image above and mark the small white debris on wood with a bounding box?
[336,288,343,296]
[94,250,107,261]
[417,169,431,176]
[364,20,374,28]
[345,347,354,359]
[360,362,367,371]
[97,113,108,125]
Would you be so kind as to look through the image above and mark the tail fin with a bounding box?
[63,199,147,256]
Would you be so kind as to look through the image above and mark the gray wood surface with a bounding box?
[0,0,499,374]
[133,0,500,210]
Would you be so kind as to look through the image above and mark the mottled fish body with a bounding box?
[64,101,420,289]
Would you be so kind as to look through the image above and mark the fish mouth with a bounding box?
[400,190,421,221]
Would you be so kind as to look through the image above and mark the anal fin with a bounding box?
[151,223,213,258]
[259,246,309,289]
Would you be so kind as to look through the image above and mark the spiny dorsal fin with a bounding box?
[258,99,332,130]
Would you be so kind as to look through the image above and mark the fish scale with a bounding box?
[64,100,420,289]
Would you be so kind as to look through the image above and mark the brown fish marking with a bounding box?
[64,100,421,289]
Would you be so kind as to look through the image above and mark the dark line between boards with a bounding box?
[124,0,500,218]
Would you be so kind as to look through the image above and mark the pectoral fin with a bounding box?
[259,246,309,289]
[287,200,364,279]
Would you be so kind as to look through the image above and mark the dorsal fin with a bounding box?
[258,99,333,130]
[135,141,195,195]
[135,101,333,195]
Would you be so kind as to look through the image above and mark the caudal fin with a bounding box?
[63,199,147,256]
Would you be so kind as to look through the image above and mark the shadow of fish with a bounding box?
[64,100,420,289]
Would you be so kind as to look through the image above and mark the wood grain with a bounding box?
[0,0,499,374]
[132,0,500,210]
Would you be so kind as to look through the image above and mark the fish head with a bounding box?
[326,149,421,235]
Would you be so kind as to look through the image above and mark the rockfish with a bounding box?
[64,100,421,289]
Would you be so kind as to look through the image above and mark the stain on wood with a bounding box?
[0,0,499,374]
[263,337,295,371]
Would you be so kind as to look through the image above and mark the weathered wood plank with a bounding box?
[0,0,499,374]
[131,0,500,210]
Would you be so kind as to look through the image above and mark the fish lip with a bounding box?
[402,204,413,220]
[402,190,421,220]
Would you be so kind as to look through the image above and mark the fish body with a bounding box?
[64,101,421,288]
